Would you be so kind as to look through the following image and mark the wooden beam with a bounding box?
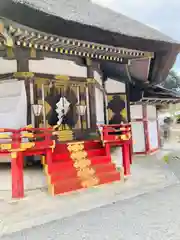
[86,59,97,130]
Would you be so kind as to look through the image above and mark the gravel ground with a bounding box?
[2,183,180,240]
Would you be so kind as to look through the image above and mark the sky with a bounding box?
[92,0,180,72]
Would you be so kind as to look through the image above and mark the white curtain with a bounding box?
[95,87,105,126]
[0,80,27,129]
[95,88,105,134]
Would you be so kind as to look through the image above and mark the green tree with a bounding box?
[163,70,180,90]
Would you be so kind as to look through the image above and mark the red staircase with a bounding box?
[42,140,121,195]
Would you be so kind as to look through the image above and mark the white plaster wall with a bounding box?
[147,105,157,119]
[147,120,158,150]
[95,87,104,126]
[131,121,146,153]
[105,78,125,93]
[0,58,17,73]
[94,70,102,85]
[29,58,87,77]
[130,105,143,119]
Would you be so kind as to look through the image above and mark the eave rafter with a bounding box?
[0,19,154,63]
[130,97,180,105]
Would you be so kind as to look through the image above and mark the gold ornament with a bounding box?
[11,152,17,159]
[67,143,84,152]
[73,160,91,169]
[81,177,99,188]
[0,143,12,150]
[67,142,100,188]
[71,151,87,160]
[77,168,95,179]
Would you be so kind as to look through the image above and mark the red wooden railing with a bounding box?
[0,127,55,199]
[100,124,132,176]
[0,124,132,199]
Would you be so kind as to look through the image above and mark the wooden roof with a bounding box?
[0,18,153,64]
[11,0,178,44]
[130,84,180,104]
[0,0,179,84]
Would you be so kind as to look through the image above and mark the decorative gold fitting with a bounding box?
[11,152,17,159]
[21,132,34,138]
[7,46,14,58]
[0,134,10,139]
[13,72,35,78]
[20,142,35,149]
[86,58,92,66]
[50,140,56,152]
[41,156,45,165]
[55,75,70,81]
[0,143,12,150]
[30,47,36,58]
[87,78,95,84]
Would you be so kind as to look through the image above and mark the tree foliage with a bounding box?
[162,70,180,90]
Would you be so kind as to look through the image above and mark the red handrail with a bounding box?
[99,124,132,177]
[0,127,55,199]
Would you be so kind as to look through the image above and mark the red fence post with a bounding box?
[129,138,133,165]
[102,125,111,157]
[105,143,111,157]
[122,142,131,177]
[46,148,53,165]
[11,131,24,199]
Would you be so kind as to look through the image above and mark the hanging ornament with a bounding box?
[56,97,70,125]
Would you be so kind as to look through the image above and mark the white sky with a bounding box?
[92,0,180,71]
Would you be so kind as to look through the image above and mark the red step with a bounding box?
[53,141,103,154]
[47,155,112,174]
[49,163,117,184]
[98,171,121,184]
[52,148,106,163]
[84,140,102,150]
[53,178,82,195]
[90,155,112,165]
[50,169,78,184]
[53,143,69,154]
[87,148,106,158]
[52,171,120,195]
[46,161,75,174]
[52,152,72,162]
[43,140,122,196]
[93,163,117,174]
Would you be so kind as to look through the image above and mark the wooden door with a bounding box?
[35,79,89,136]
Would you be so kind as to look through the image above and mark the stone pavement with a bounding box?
[0,150,178,237]
[3,184,180,240]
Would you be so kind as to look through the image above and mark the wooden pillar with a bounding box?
[16,48,29,73]
[102,75,107,125]
[16,49,34,127]
[86,58,97,130]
